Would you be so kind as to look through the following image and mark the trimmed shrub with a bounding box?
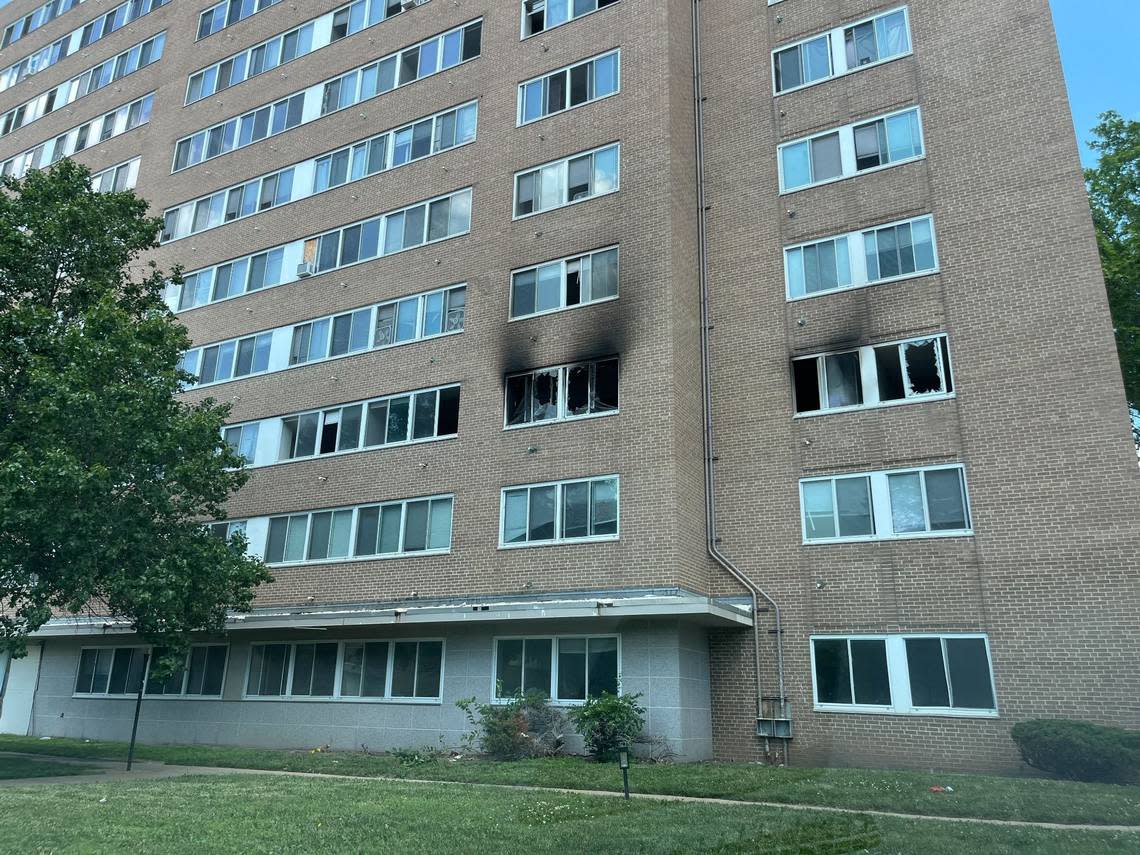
[456,690,566,760]
[567,692,646,761]
[1011,719,1140,784]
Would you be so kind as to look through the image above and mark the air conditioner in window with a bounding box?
[296,262,315,278]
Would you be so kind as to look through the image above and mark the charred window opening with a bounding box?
[505,357,619,427]
[794,335,952,414]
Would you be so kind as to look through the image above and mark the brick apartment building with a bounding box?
[0,0,1136,771]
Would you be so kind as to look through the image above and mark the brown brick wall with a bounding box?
[3,0,1137,772]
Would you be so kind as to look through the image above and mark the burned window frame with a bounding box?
[504,357,619,429]
[792,334,953,415]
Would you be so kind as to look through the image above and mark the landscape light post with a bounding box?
[126,652,148,771]
[618,747,630,799]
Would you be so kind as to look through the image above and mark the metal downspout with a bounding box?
[690,0,788,760]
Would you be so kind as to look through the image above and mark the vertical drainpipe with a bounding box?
[690,0,789,762]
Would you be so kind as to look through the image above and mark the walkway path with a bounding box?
[1,752,1137,835]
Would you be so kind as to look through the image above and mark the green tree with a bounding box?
[0,160,269,669]
[1085,111,1140,441]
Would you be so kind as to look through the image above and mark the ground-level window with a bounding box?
[244,639,443,701]
[811,634,997,715]
[493,636,618,701]
[74,645,228,697]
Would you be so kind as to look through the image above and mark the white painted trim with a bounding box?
[499,475,620,548]
[490,633,622,704]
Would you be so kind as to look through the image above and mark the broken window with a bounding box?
[794,335,952,414]
[505,357,619,427]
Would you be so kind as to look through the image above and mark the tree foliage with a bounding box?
[0,160,270,667]
[1085,111,1140,439]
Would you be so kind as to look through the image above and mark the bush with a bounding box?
[1011,719,1140,784]
[456,690,566,760]
[568,692,646,761]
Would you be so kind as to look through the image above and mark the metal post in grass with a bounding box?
[126,651,148,771]
[618,746,630,799]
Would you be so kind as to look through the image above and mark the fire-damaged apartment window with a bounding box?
[505,357,618,427]
[800,464,971,542]
[811,634,997,715]
[793,334,952,414]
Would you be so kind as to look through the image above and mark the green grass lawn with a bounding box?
[0,774,1135,855]
[1,734,1138,827]
[0,755,100,780]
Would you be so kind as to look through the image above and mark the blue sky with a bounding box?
[1051,0,1140,165]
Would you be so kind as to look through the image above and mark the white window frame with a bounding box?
[197,0,281,41]
[519,0,620,39]
[499,475,620,549]
[799,464,972,544]
[491,634,622,704]
[777,106,925,195]
[792,333,954,417]
[512,143,620,221]
[784,214,939,301]
[182,284,466,391]
[516,48,620,126]
[503,357,619,430]
[162,100,477,244]
[241,638,445,704]
[509,245,619,321]
[71,644,230,699]
[810,633,998,718]
[263,494,454,566]
[771,6,912,96]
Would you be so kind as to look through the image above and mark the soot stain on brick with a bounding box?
[494,314,631,376]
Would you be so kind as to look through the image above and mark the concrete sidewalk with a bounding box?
[1,752,1138,835]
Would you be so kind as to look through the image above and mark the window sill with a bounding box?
[71,693,224,700]
[802,530,973,546]
[239,695,442,705]
[786,268,940,303]
[512,186,619,222]
[266,548,451,568]
[793,393,955,419]
[779,154,925,196]
[814,704,999,719]
[498,535,619,550]
[504,409,619,431]
[773,51,912,99]
[508,293,619,323]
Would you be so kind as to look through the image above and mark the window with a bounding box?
[800,465,971,543]
[510,246,617,319]
[501,475,619,547]
[89,158,140,194]
[223,423,260,462]
[264,496,453,564]
[812,634,997,715]
[187,0,414,104]
[514,144,618,218]
[518,49,619,124]
[179,284,465,390]
[278,385,459,462]
[164,102,475,243]
[245,639,444,701]
[793,335,953,415]
[75,645,227,697]
[785,215,937,299]
[0,0,167,94]
[505,358,618,427]
[0,33,165,140]
[494,636,618,701]
[171,189,470,312]
[521,0,619,37]
[198,0,282,40]
[173,20,481,171]
[772,7,911,95]
[778,107,923,193]
[208,521,248,541]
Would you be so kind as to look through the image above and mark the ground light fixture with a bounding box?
[618,747,630,799]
